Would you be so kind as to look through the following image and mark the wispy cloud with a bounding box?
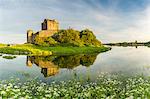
[0,0,150,43]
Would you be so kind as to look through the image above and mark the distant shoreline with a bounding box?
[104,41,150,47]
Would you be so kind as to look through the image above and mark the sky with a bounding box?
[0,0,150,44]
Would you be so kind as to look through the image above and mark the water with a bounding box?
[0,46,150,82]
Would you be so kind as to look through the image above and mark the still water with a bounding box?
[0,46,150,82]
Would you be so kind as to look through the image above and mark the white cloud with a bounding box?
[0,0,150,43]
[89,3,150,43]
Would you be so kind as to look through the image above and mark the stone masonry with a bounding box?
[27,19,59,43]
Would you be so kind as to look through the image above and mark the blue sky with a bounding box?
[0,0,150,43]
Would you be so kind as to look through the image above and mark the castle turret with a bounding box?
[27,30,34,43]
[41,19,59,31]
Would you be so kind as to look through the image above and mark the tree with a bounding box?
[52,29,82,46]
[80,29,101,46]
[34,28,102,47]
[45,37,57,45]
[34,35,57,46]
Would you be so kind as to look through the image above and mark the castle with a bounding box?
[27,19,59,43]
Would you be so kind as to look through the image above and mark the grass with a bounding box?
[35,46,111,55]
[0,44,52,56]
[2,56,16,59]
[0,74,150,98]
[0,43,6,48]
[0,44,111,55]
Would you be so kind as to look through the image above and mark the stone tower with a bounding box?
[41,19,59,31]
[27,30,34,43]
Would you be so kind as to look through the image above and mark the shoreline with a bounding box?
[0,44,111,56]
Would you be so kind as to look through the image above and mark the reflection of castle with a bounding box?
[27,19,59,44]
[26,54,98,78]
[26,56,59,77]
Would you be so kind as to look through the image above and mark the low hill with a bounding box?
[34,29,101,47]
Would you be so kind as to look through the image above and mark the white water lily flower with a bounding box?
[45,94,51,98]
[1,91,6,95]
[14,85,18,88]
[18,97,25,99]
[126,96,134,99]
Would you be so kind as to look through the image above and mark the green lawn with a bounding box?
[0,44,111,55]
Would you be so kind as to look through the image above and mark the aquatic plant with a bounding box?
[2,56,16,59]
[0,74,150,98]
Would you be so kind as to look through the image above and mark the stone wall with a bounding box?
[27,19,59,44]
[38,30,58,37]
[27,30,34,43]
[41,19,59,31]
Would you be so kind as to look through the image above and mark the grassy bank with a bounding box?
[0,74,150,98]
[0,43,5,47]
[0,44,111,55]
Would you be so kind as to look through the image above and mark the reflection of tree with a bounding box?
[53,54,98,68]
[53,55,81,69]
[80,54,97,67]
[26,54,98,77]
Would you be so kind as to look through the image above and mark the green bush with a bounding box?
[34,29,102,47]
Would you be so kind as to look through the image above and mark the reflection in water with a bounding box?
[26,54,98,77]
[26,56,59,77]
[1,46,150,82]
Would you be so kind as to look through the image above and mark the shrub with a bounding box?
[34,29,102,47]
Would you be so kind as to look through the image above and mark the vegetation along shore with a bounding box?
[105,40,150,47]
[0,44,110,56]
